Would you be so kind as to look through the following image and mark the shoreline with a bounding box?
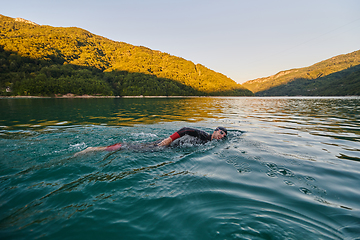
[0,95,212,99]
[1,95,358,99]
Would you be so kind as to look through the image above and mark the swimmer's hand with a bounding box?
[157,137,173,147]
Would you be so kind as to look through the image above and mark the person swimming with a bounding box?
[157,127,227,146]
[74,127,227,156]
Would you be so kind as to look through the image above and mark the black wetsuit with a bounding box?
[106,127,211,151]
[170,127,211,144]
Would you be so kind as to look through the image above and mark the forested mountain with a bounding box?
[0,14,253,97]
[243,50,360,96]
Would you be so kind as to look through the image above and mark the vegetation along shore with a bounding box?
[0,15,252,97]
[0,14,359,97]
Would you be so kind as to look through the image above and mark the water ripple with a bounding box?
[1,97,360,239]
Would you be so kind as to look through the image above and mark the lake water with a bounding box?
[0,97,359,240]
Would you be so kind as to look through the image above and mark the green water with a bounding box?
[1,97,360,240]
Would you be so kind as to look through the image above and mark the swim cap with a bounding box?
[215,127,227,135]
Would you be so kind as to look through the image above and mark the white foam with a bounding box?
[70,142,87,150]
[132,132,157,138]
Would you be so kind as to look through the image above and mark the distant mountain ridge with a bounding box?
[243,50,360,96]
[0,14,253,96]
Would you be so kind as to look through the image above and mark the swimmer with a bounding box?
[74,127,227,156]
[157,127,227,146]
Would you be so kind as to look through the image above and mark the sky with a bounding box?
[2,0,360,83]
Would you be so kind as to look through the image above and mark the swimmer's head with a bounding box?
[212,127,227,140]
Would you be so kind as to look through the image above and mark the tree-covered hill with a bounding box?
[0,14,253,96]
[242,50,360,96]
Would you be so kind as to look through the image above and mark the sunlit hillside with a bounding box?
[243,50,360,96]
[0,14,253,96]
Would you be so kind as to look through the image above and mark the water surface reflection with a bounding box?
[1,98,223,129]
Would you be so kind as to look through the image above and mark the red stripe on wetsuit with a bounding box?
[106,143,122,151]
[170,132,181,141]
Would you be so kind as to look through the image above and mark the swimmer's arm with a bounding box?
[157,130,183,146]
